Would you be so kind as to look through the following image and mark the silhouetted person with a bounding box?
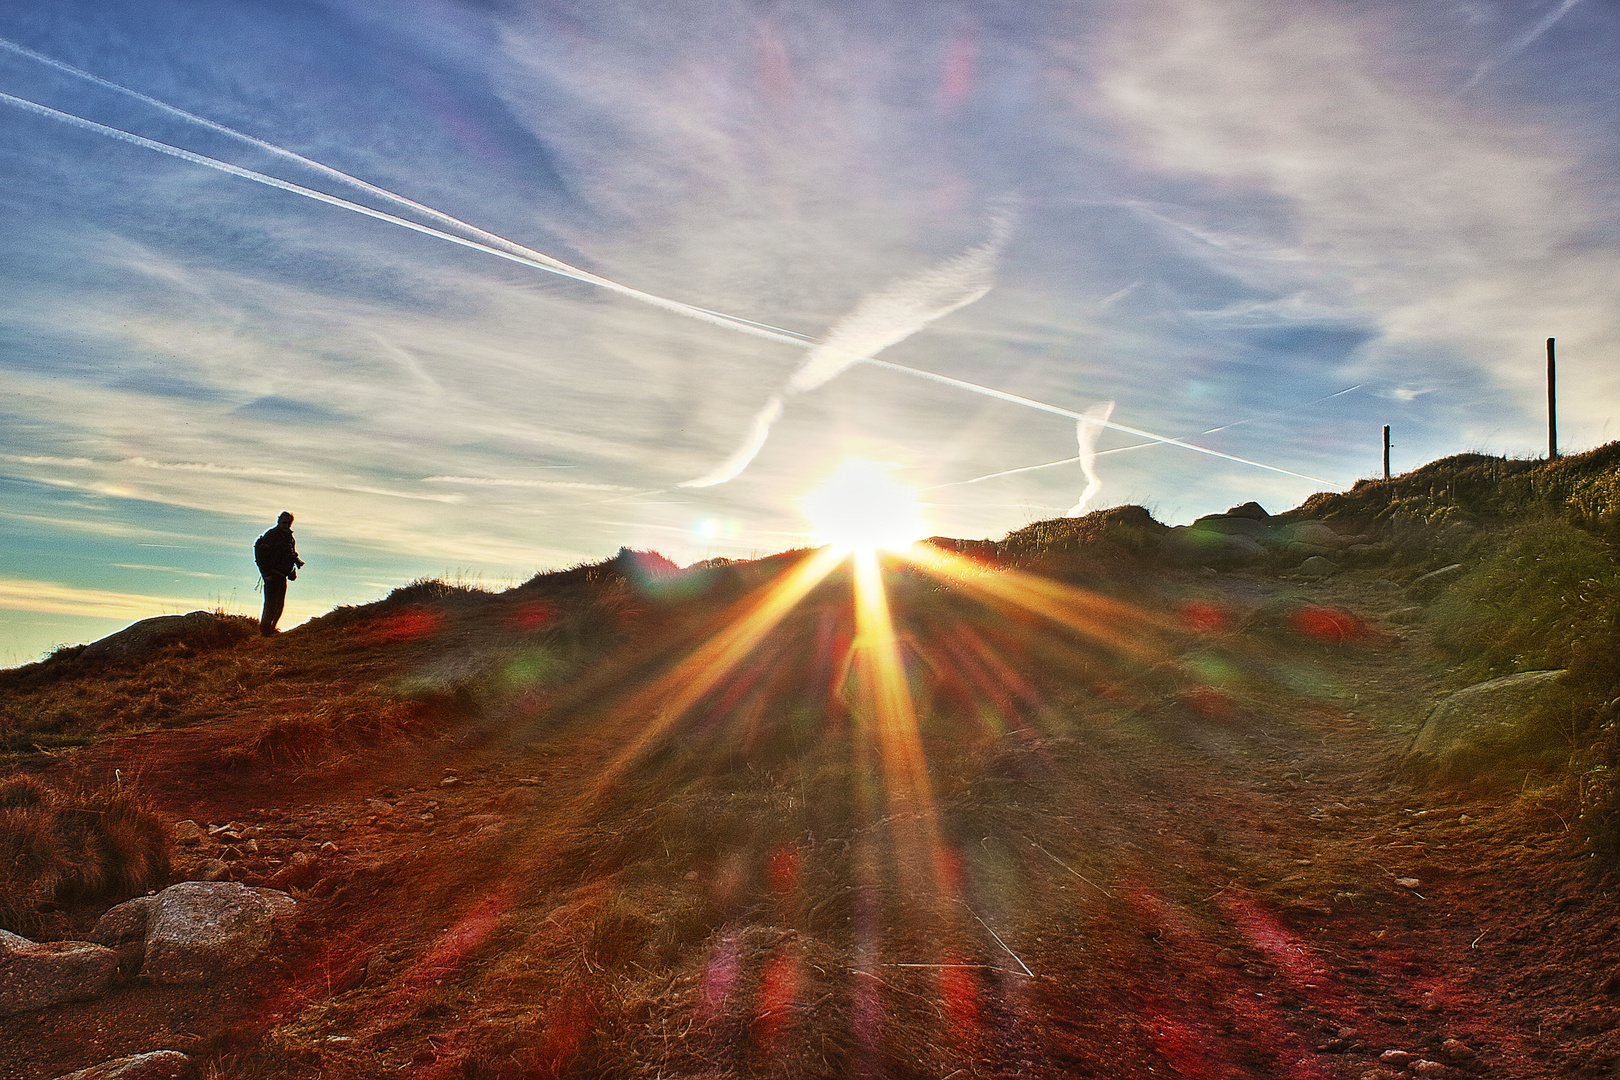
[254,511,304,636]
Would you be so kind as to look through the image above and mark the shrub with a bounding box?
[0,778,170,937]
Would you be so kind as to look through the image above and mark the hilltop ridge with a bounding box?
[1,444,1619,1079]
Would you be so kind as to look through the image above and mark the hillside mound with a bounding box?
[2,447,1619,1079]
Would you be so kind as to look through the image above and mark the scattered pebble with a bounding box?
[1441,1039,1475,1061]
[440,776,461,788]
[1395,878,1421,889]
[1380,1049,1415,1066]
[1412,1060,1448,1077]
[1215,948,1244,967]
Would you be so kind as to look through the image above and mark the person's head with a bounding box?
[278,511,294,526]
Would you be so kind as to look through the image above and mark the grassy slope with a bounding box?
[1,446,1618,1078]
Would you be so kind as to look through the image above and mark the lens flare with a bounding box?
[803,459,928,553]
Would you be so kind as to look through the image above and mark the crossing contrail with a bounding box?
[1,68,1330,488]
[680,219,1009,487]
[1461,0,1585,92]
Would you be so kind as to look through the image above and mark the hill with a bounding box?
[2,444,1619,1080]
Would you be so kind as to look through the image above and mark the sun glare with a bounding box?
[802,458,928,553]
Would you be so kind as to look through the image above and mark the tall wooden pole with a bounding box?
[1547,337,1558,460]
[1382,425,1391,480]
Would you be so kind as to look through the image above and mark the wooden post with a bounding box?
[1547,337,1558,460]
[1383,425,1391,480]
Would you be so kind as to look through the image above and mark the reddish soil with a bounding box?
[3,554,1618,1080]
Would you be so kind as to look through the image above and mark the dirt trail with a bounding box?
[5,562,1618,1080]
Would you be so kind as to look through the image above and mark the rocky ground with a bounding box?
[2,542,1618,1080]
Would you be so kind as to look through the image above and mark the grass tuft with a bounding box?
[0,777,171,937]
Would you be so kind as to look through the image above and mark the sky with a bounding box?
[2,0,1618,665]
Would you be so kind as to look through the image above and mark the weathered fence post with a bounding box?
[1547,337,1558,460]
[1383,425,1391,481]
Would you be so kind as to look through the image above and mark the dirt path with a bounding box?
[6,562,1617,1080]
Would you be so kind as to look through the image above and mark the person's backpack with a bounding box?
[254,529,287,576]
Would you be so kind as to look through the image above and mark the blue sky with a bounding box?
[2,0,1618,664]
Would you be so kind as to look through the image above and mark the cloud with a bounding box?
[0,577,225,618]
[1092,0,1620,446]
[680,218,1010,487]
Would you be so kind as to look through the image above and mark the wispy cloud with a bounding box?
[0,577,229,618]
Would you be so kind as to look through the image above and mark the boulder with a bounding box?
[1162,527,1266,565]
[140,881,296,984]
[1284,520,1345,549]
[1189,514,1272,539]
[0,930,121,1016]
[1405,670,1573,780]
[53,1050,196,1080]
[81,611,220,663]
[1296,556,1339,578]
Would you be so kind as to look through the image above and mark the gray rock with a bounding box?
[91,895,157,971]
[53,1050,196,1080]
[1223,501,1271,520]
[1163,527,1266,565]
[1297,556,1339,577]
[0,930,121,1016]
[172,820,205,847]
[1189,513,1272,539]
[81,611,221,663]
[1405,670,1573,780]
[1285,520,1345,548]
[92,896,157,950]
[194,859,231,882]
[141,881,296,984]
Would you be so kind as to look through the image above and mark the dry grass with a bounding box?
[0,774,170,938]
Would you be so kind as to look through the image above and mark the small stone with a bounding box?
[1395,878,1421,889]
[195,859,231,882]
[1242,963,1272,980]
[1337,1027,1358,1039]
[1458,814,1472,824]
[1412,1061,1448,1077]
[365,953,392,984]
[418,812,436,823]
[320,841,339,853]
[439,776,461,788]
[364,799,397,816]
[172,820,205,846]
[1441,1039,1474,1061]
[1215,948,1244,967]
[1380,1049,1415,1066]
[51,1048,195,1079]
[1316,1039,1347,1053]
[207,823,232,836]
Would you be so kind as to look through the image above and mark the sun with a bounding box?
[802,458,929,553]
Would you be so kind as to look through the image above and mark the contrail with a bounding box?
[0,90,814,348]
[928,385,1362,490]
[1,81,1329,488]
[1461,0,1585,92]
[679,217,1009,487]
[867,358,1334,484]
[1064,401,1114,517]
